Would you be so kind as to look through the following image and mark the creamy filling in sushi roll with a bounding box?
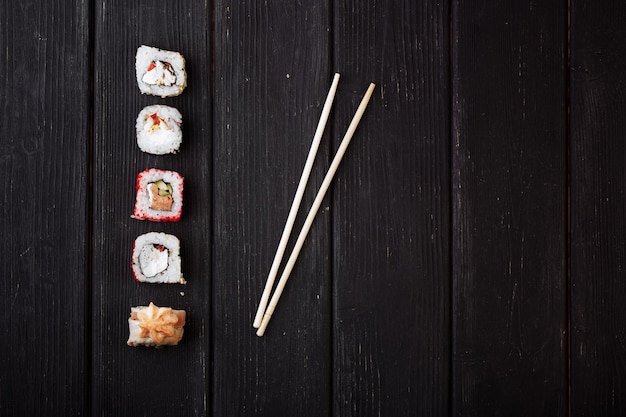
[127,303,186,347]
[136,45,187,97]
[136,105,182,155]
[131,232,185,284]
[139,244,169,277]
[142,60,177,86]
[132,168,183,222]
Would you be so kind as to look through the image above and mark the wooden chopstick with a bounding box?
[256,82,376,337]
[253,73,341,329]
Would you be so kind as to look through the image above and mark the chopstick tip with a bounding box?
[256,313,272,336]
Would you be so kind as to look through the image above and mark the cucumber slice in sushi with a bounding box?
[155,180,173,196]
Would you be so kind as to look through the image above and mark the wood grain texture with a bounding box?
[332,1,451,416]
[9,1,626,415]
[570,2,626,415]
[0,1,90,415]
[212,1,332,415]
[452,1,567,415]
[91,1,211,415]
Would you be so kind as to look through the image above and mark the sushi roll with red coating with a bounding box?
[127,302,186,347]
[136,45,187,97]
[131,232,185,284]
[132,168,183,222]
[136,105,182,155]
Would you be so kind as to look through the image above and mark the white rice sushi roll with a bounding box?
[127,302,186,347]
[132,168,183,222]
[131,232,185,284]
[136,45,187,97]
[136,105,182,155]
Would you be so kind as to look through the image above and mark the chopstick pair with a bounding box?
[253,73,375,336]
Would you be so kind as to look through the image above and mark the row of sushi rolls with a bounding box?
[127,45,188,348]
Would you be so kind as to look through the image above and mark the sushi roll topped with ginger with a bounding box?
[136,105,182,155]
[127,303,186,347]
[136,45,187,97]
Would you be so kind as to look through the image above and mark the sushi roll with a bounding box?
[132,168,183,222]
[127,302,186,347]
[131,232,185,284]
[136,105,182,155]
[136,45,187,97]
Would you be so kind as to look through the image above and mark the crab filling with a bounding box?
[139,244,169,277]
[142,60,177,87]
[148,180,174,211]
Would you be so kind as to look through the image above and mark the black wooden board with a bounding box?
[4,0,626,416]
[332,1,451,416]
[570,1,626,415]
[0,1,90,415]
[452,1,568,415]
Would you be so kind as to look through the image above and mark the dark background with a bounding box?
[1,0,624,416]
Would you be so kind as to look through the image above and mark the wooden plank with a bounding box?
[570,2,626,415]
[212,1,332,415]
[0,1,90,415]
[91,1,211,415]
[332,1,451,415]
[451,1,568,415]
